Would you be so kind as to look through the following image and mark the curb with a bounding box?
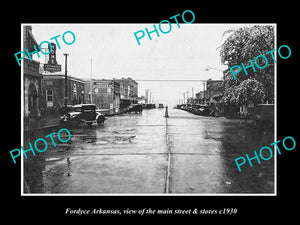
[24,122,61,133]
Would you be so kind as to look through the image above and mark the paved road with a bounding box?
[24,108,274,194]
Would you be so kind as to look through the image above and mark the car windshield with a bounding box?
[73,105,97,112]
[82,106,96,111]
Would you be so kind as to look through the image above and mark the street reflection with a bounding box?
[24,109,274,194]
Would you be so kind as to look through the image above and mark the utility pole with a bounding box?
[192,87,194,98]
[192,87,194,104]
[186,90,189,103]
[203,81,206,105]
[63,53,69,114]
[90,58,93,103]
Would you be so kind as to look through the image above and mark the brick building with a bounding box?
[83,77,138,111]
[194,79,224,105]
[23,25,43,119]
[85,79,121,112]
[113,77,138,100]
[206,79,224,104]
[114,77,138,109]
[40,74,85,110]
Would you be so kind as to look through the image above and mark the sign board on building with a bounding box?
[44,64,61,72]
[44,43,62,72]
[94,88,110,93]
[93,82,113,88]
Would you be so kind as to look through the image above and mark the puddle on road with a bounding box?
[95,135,137,145]
[45,158,63,162]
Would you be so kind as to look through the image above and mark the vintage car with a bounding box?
[194,105,212,116]
[144,103,156,109]
[158,103,164,108]
[123,104,143,113]
[60,104,106,127]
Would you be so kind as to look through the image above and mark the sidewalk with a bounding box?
[23,110,124,132]
[24,114,61,132]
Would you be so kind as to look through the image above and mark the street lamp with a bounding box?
[205,65,226,85]
[205,65,223,72]
[205,65,225,80]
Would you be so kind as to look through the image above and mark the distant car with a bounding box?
[158,104,164,108]
[60,104,106,127]
[124,104,143,113]
[144,103,156,109]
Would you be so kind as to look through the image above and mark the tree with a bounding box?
[222,79,265,105]
[220,25,275,105]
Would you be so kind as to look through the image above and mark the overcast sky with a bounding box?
[29,24,244,106]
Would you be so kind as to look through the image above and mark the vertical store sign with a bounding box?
[44,43,62,72]
[48,43,57,65]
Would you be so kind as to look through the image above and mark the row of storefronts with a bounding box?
[23,25,42,118]
[23,25,138,119]
[190,79,224,105]
[29,73,138,117]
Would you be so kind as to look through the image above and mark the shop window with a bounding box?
[46,89,53,107]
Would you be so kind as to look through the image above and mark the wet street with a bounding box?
[24,108,274,194]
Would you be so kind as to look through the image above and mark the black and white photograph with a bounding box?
[4,4,299,221]
[21,23,275,195]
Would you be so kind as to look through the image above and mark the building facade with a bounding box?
[194,79,224,105]
[83,77,138,111]
[23,25,43,119]
[113,77,138,100]
[205,79,224,104]
[85,79,121,112]
[40,75,138,113]
[40,74,85,110]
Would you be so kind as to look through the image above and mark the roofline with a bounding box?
[42,75,138,84]
[42,74,86,83]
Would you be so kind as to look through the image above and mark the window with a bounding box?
[45,80,53,86]
[46,89,53,107]
[46,90,53,101]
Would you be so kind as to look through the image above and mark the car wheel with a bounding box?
[97,115,105,125]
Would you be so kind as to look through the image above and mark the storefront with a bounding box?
[23,26,43,119]
[40,74,85,111]
[86,79,120,112]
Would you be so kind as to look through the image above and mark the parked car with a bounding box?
[124,104,143,113]
[158,104,164,108]
[189,104,201,114]
[144,103,156,109]
[60,104,106,127]
[194,105,212,116]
